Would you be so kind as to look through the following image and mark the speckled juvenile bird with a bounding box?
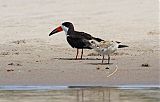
[90,40,128,64]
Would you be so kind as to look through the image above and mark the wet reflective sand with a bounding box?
[0,87,159,102]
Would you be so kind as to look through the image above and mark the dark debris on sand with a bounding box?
[141,63,150,67]
[8,63,22,66]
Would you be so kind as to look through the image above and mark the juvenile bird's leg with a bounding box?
[108,55,110,64]
[75,48,79,59]
[102,55,105,64]
[80,48,83,59]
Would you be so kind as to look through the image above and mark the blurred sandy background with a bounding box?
[0,0,159,86]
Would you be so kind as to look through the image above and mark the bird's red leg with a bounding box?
[80,48,83,59]
[75,48,79,60]
[108,55,110,64]
[102,55,104,64]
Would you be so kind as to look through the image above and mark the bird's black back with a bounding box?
[67,31,103,49]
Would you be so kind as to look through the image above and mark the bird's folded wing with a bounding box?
[98,41,113,48]
[69,31,92,40]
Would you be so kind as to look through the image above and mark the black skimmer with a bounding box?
[90,40,128,64]
[49,22,104,59]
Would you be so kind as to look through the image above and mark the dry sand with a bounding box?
[0,0,159,86]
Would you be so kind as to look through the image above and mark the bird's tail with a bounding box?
[118,45,128,48]
[92,37,104,42]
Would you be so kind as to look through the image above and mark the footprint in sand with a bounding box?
[0,52,10,56]
[12,40,26,44]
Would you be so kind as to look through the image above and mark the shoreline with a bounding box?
[0,85,159,91]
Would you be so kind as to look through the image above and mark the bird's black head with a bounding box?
[62,22,74,30]
[49,22,74,36]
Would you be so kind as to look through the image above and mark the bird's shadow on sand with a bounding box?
[87,63,113,65]
[53,57,113,65]
[53,57,107,60]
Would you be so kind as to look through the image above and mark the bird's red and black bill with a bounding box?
[49,26,63,36]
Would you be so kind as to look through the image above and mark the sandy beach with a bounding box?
[0,0,159,86]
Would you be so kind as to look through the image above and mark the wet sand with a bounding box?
[0,0,159,86]
[0,87,159,102]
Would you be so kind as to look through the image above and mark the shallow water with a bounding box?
[0,86,159,102]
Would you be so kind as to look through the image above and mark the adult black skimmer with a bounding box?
[49,22,104,59]
[90,40,128,64]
